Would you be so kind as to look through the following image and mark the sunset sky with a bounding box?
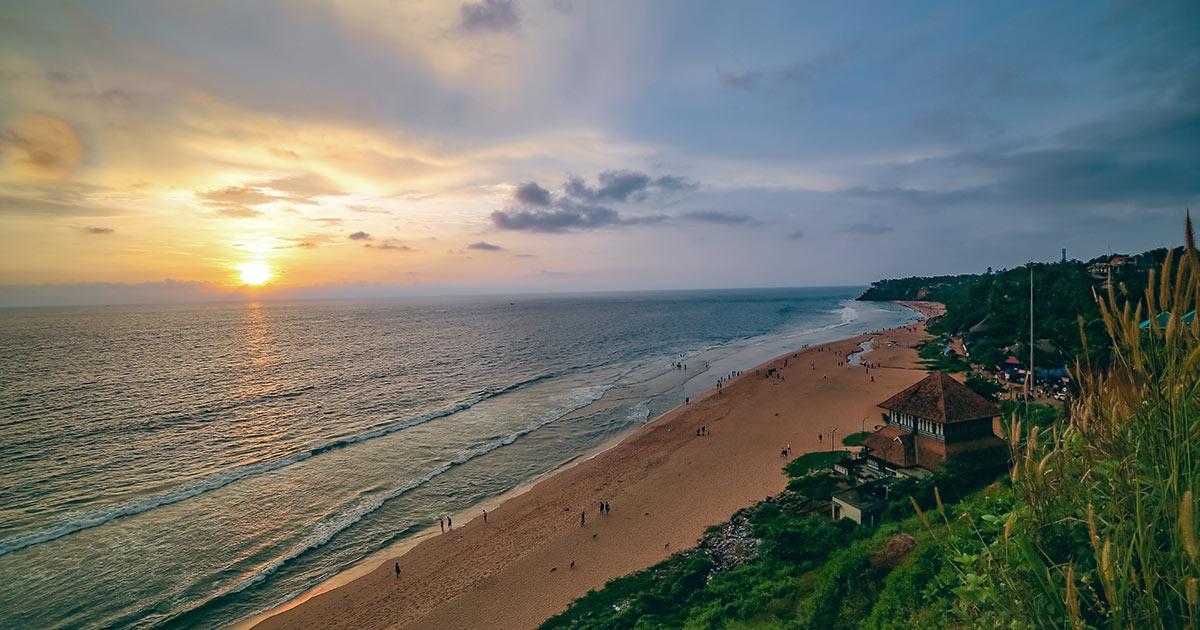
[1,1,1197,305]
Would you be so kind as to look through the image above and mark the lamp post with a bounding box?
[861,417,868,433]
[830,427,839,452]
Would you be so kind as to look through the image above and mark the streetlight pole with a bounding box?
[830,427,839,452]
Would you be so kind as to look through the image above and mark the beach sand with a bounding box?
[249,301,944,630]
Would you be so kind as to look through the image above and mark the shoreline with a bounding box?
[245,300,941,630]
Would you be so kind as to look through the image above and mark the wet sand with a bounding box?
[249,301,944,630]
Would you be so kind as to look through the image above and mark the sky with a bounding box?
[0,0,1197,306]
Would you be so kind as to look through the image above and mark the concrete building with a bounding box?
[831,482,887,526]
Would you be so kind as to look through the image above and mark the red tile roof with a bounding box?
[878,372,1000,424]
[863,425,914,467]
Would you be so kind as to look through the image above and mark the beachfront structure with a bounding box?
[831,483,886,526]
[862,372,1002,473]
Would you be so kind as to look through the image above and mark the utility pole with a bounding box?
[1027,263,1034,418]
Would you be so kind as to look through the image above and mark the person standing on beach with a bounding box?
[483,509,488,524]
[395,562,401,577]
[439,516,445,533]
[581,511,586,526]
[447,515,452,530]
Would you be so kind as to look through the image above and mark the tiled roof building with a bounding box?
[863,372,1004,471]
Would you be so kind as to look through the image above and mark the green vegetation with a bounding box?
[841,431,870,447]
[915,337,970,373]
[548,225,1198,629]
[860,246,1180,370]
[932,235,1200,628]
[963,372,1003,401]
[783,450,848,477]
[543,452,1005,629]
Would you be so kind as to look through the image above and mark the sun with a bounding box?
[237,261,273,286]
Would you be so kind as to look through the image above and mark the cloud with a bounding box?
[313,217,345,226]
[718,69,762,90]
[838,222,893,235]
[467,241,504,251]
[214,206,262,218]
[344,204,392,214]
[0,190,118,217]
[196,184,274,217]
[0,113,82,176]
[561,170,697,203]
[685,211,752,225]
[653,175,699,192]
[83,226,114,234]
[492,198,666,233]
[196,173,347,217]
[490,169,689,233]
[589,170,650,202]
[196,185,277,207]
[282,233,336,249]
[846,99,1200,210]
[261,173,345,203]
[566,170,650,202]
[786,229,805,240]
[718,48,851,95]
[365,239,413,251]
[348,231,372,240]
[491,203,619,232]
[459,0,520,32]
[513,181,552,206]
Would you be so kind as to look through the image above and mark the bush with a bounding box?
[841,431,870,446]
[963,372,1002,401]
[946,226,1200,628]
[783,450,849,477]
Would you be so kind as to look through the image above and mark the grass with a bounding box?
[542,446,1007,629]
[915,337,971,373]
[783,450,849,477]
[842,431,871,447]
[930,219,1200,628]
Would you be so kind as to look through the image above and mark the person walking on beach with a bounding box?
[439,516,445,533]
[447,515,453,530]
[483,509,488,524]
[395,562,401,578]
[581,511,586,527]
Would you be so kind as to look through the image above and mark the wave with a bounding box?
[830,302,860,326]
[153,384,609,627]
[0,370,583,558]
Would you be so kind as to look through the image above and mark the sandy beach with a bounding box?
[248,301,944,630]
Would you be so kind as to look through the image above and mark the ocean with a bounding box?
[0,287,918,629]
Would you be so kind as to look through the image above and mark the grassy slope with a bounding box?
[542,452,1007,629]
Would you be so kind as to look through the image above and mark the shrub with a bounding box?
[947,221,1200,628]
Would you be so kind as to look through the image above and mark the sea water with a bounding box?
[0,287,917,629]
